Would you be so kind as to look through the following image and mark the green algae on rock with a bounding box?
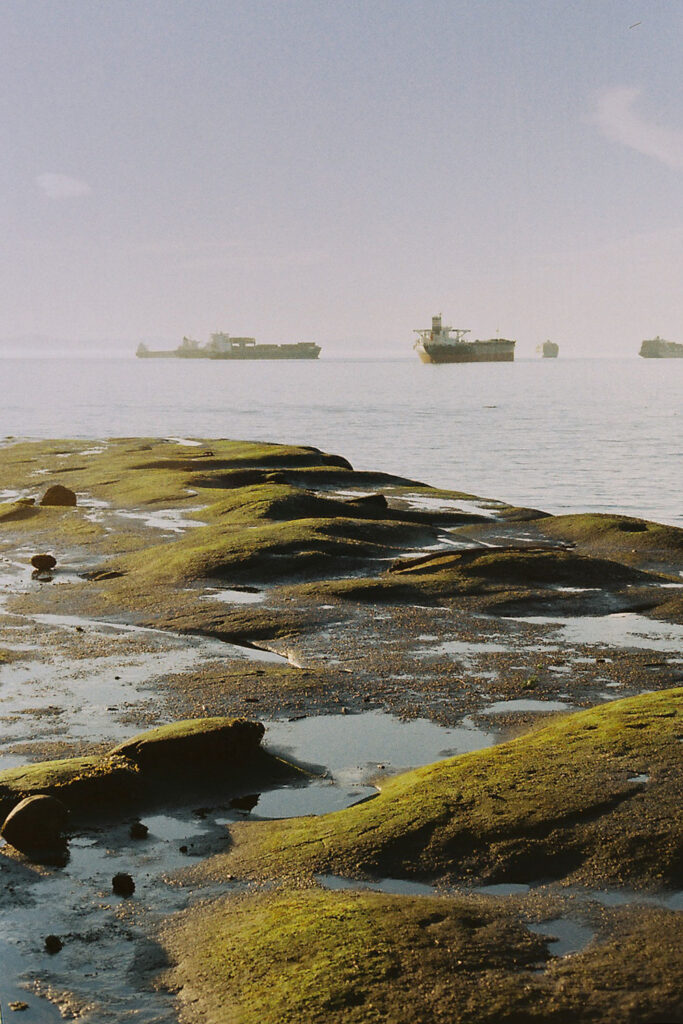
[112,716,265,774]
[161,887,683,1024]
[0,501,41,524]
[114,514,436,589]
[283,544,673,616]
[0,754,140,818]
[0,717,304,822]
[194,689,682,890]
[536,513,683,573]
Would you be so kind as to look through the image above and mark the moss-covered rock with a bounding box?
[0,754,140,818]
[284,545,671,612]
[0,718,305,820]
[200,690,682,890]
[161,887,683,1024]
[0,500,41,524]
[392,546,660,588]
[111,717,265,773]
[537,513,683,573]
[109,515,435,590]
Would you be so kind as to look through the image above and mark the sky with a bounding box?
[1,0,682,357]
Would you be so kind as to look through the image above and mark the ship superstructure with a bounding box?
[414,315,515,364]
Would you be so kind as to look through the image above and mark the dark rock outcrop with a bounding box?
[40,484,77,507]
[112,872,135,897]
[1,794,68,853]
[31,553,57,571]
[345,493,388,511]
[112,717,266,776]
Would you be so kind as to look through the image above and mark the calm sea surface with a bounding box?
[1,356,680,526]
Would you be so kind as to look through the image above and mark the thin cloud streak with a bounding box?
[36,173,92,198]
[14,236,326,269]
[591,86,683,168]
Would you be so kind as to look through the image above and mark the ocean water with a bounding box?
[1,355,680,526]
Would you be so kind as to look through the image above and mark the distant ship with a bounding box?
[639,336,683,359]
[136,333,321,360]
[540,340,559,358]
[414,315,515,364]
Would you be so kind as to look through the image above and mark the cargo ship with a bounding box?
[639,336,683,358]
[541,339,559,358]
[414,315,515,364]
[136,333,321,360]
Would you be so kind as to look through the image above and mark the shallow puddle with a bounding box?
[514,612,683,653]
[422,638,511,656]
[471,882,531,896]
[203,586,264,605]
[263,710,498,788]
[561,886,683,910]
[220,780,377,819]
[392,493,498,519]
[0,940,64,1022]
[480,698,572,715]
[316,874,436,896]
[0,822,202,1022]
[0,619,285,765]
[111,508,205,533]
[527,917,595,957]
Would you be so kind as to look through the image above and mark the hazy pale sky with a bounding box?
[1,0,681,356]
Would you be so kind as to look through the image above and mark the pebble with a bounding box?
[30,553,57,571]
[45,935,63,954]
[112,872,135,897]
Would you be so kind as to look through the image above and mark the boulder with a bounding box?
[0,754,141,820]
[31,553,57,572]
[40,485,77,507]
[112,717,265,776]
[345,493,388,511]
[1,794,69,852]
[112,872,135,897]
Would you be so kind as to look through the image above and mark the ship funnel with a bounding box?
[432,315,442,332]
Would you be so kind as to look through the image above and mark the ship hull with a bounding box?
[137,344,320,360]
[417,339,515,364]
[209,345,320,360]
[639,339,683,358]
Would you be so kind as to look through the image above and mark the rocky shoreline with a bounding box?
[0,437,681,1022]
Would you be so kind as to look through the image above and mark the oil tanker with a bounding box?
[137,333,320,360]
[413,315,515,364]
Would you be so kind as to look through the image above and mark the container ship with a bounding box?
[639,336,683,358]
[413,315,515,364]
[541,339,559,358]
[136,333,321,360]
